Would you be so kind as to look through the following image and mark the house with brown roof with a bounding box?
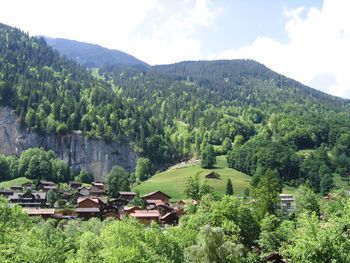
[22,182,33,190]
[118,191,136,201]
[78,186,90,197]
[69,181,82,189]
[10,185,23,191]
[160,212,179,225]
[123,206,142,214]
[23,208,55,219]
[76,197,104,219]
[205,171,220,179]
[141,191,171,203]
[39,180,57,191]
[8,191,47,208]
[92,181,105,190]
[129,210,160,225]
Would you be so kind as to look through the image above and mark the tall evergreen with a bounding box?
[226,178,233,195]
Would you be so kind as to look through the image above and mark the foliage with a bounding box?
[251,169,283,219]
[104,165,130,198]
[183,175,214,201]
[135,157,152,182]
[294,184,320,216]
[200,144,216,169]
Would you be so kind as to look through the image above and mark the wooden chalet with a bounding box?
[129,210,160,225]
[118,191,136,201]
[108,198,129,210]
[10,185,23,191]
[9,191,47,208]
[90,188,107,196]
[265,253,288,263]
[39,180,57,191]
[22,182,33,190]
[78,186,90,197]
[23,208,55,219]
[141,191,171,203]
[123,206,142,214]
[76,197,102,219]
[205,171,220,179]
[92,181,105,190]
[69,181,82,189]
[0,189,14,198]
[160,211,179,225]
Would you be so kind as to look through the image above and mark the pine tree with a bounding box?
[226,179,233,195]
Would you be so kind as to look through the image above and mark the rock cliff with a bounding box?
[0,106,137,180]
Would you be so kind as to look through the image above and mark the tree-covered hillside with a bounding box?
[45,37,149,69]
[2,22,350,193]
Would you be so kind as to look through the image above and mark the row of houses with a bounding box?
[0,181,183,225]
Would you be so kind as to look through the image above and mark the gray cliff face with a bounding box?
[0,106,137,180]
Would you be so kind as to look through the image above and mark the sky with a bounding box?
[0,0,349,98]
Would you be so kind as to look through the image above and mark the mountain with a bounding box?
[44,37,149,69]
[2,22,350,184]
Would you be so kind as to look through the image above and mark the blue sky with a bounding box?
[0,0,349,98]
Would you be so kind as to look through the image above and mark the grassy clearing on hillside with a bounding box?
[0,177,32,189]
[133,155,252,201]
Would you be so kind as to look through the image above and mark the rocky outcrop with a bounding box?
[0,106,137,180]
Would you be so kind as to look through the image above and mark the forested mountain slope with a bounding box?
[45,37,149,69]
[2,22,350,191]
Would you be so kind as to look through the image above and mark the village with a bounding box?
[0,178,297,226]
[0,180,187,225]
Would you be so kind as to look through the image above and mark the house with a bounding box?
[265,252,288,263]
[22,182,33,190]
[178,200,186,206]
[8,191,47,208]
[90,188,107,196]
[157,203,174,215]
[39,180,57,191]
[160,212,179,225]
[108,198,129,210]
[123,206,142,214]
[78,186,90,197]
[10,185,23,191]
[141,191,171,203]
[69,181,82,189]
[118,191,136,201]
[23,208,55,219]
[280,194,295,212]
[129,210,160,225]
[92,181,105,190]
[0,189,14,198]
[205,171,220,179]
[76,197,102,219]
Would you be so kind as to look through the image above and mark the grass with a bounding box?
[0,177,32,189]
[133,155,252,201]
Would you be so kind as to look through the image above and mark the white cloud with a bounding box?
[0,0,218,65]
[216,0,350,99]
[127,0,218,65]
[0,0,158,47]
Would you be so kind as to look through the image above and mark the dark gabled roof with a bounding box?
[69,181,82,185]
[141,191,171,199]
[39,180,56,186]
[9,191,47,200]
[0,189,14,194]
